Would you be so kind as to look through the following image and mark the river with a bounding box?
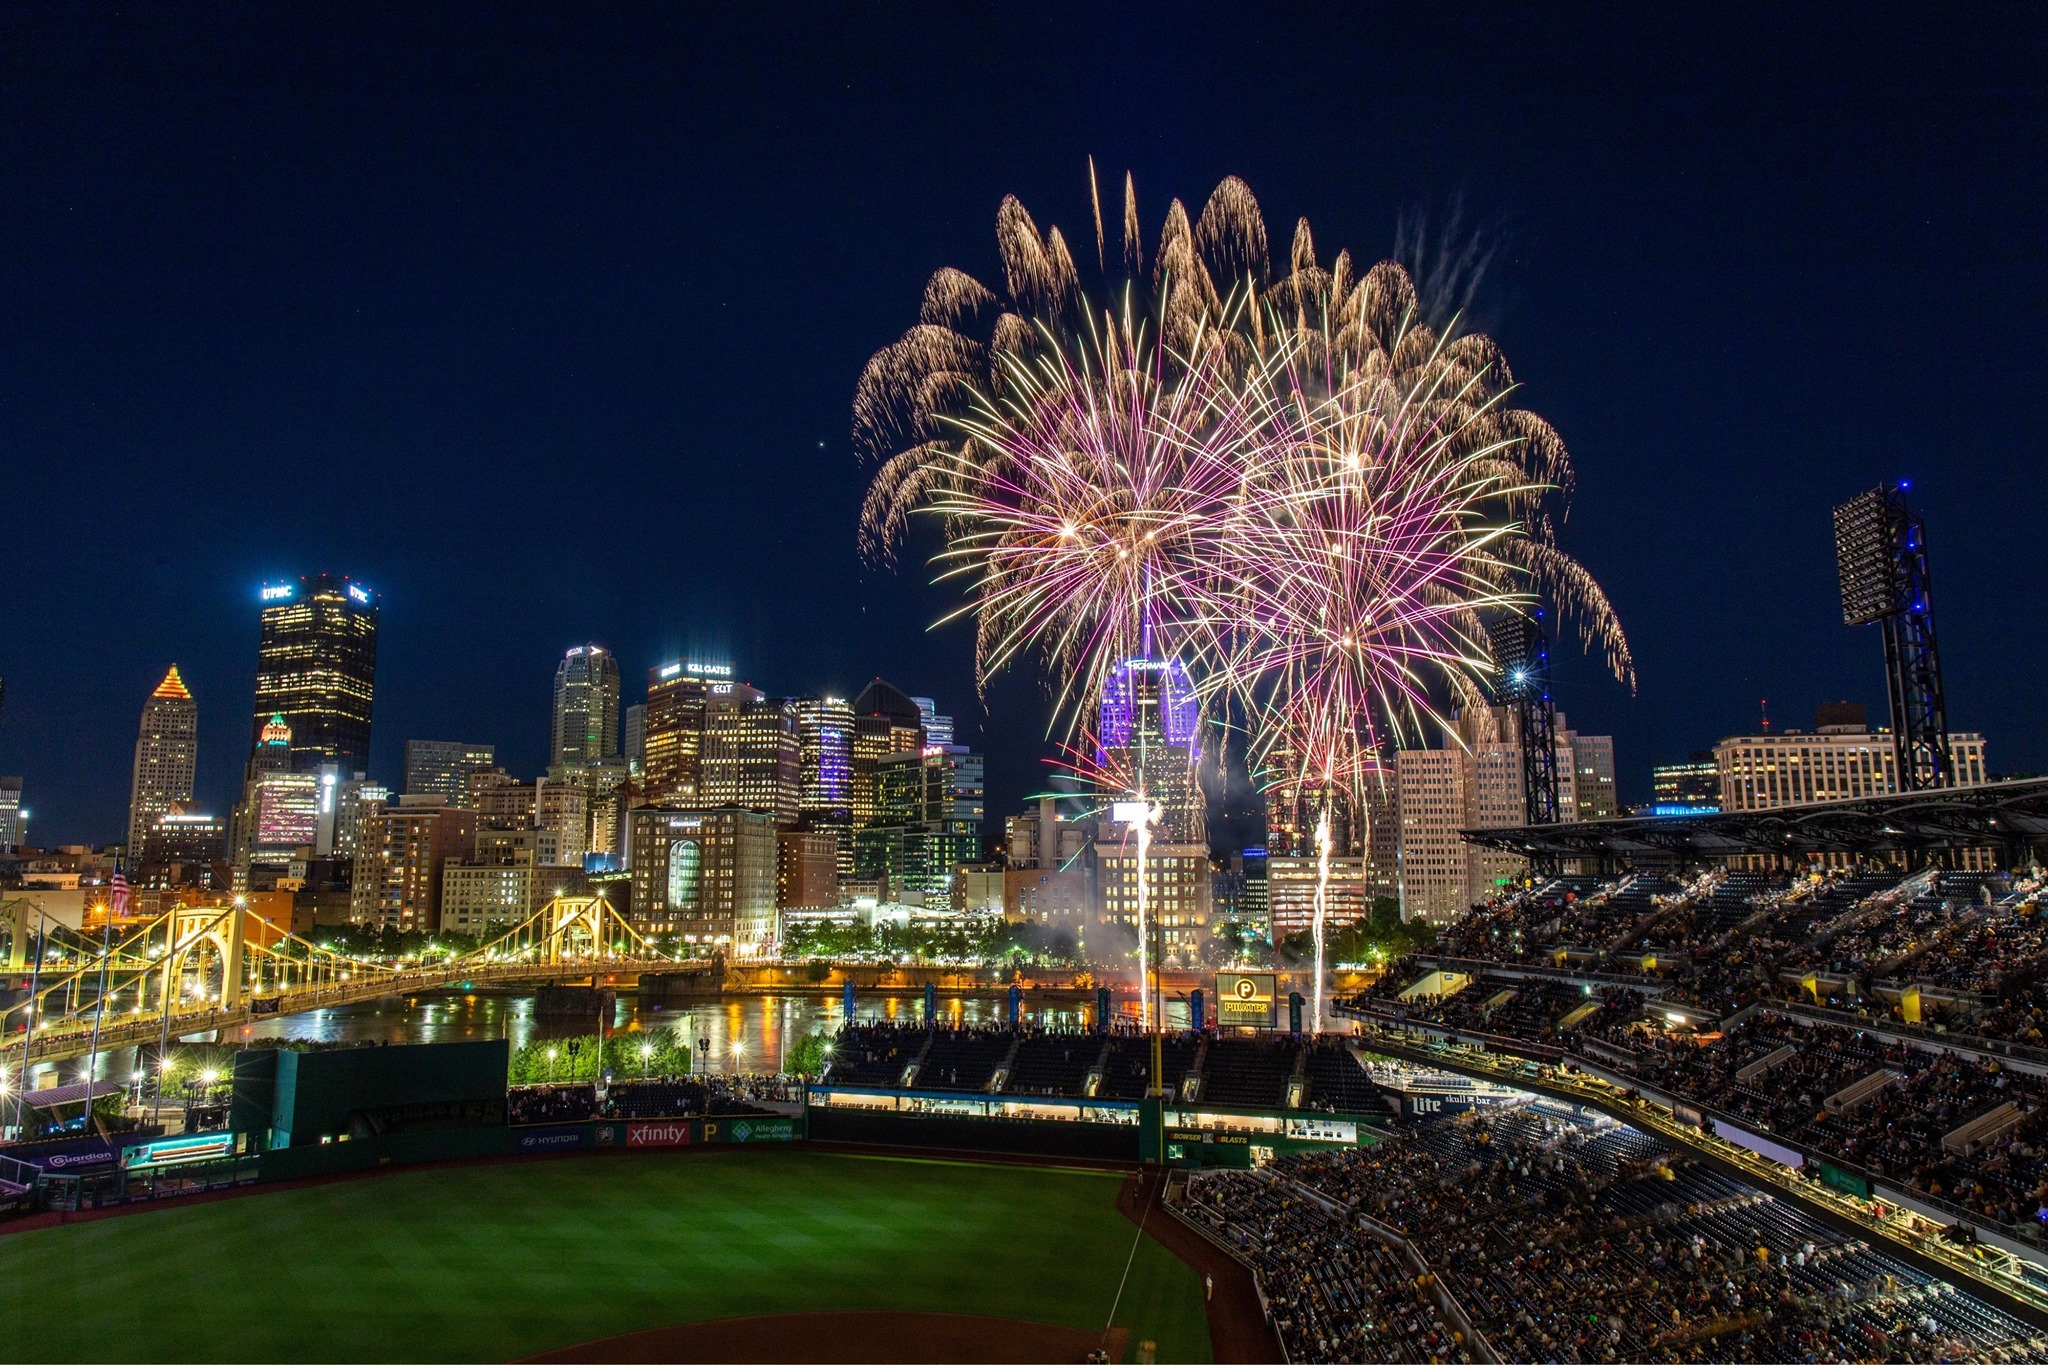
[33,987,1118,1087]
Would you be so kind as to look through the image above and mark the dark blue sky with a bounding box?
[4,4,2043,845]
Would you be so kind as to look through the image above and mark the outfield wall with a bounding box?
[256,1113,803,1182]
[806,1106,1141,1160]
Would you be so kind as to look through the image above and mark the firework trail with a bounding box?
[855,168,1632,1034]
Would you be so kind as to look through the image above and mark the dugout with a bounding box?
[232,1040,510,1149]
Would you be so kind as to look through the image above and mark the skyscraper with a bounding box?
[403,740,496,807]
[1093,653,1211,963]
[643,660,728,802]
[1098,655,1204,843]
[910,696,954,746]
[252,574,379,773]
[849,678,925,828]
[853,744,985,904]
[623,703,647,780]
[127,665,199,858]
[0,776,24,850]
[698,685,800,825]
[792,697,854,819]
[551,645,621,766]
[1393,705,1584,924]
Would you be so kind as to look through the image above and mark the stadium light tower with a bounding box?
[1488,611,1562,826]
[1834,484,1952,791]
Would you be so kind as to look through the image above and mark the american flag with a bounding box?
[109,867,130,919]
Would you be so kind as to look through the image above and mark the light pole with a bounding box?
[639,1042,652,1080]
[546,1046,558,1084]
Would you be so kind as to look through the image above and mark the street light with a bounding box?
[546,1046,559,1083]
[639,1042,653,1079]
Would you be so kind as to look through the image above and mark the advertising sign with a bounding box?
[1216,972,1277,1028]
[513,1125,589,1153]
[724,1118,794,1144]
[21,1139,118,1172]
[121,1132,239,1171]
[626,1121,694,1148]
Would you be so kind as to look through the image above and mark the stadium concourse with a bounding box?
[1345,866,2048,1259]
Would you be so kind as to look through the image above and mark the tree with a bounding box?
[785,1030,832,1078]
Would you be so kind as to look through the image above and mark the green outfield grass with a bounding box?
[0,1148,1210,1363]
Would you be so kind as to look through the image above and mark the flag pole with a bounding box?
[12,907,46,1141]
[83,862,124,1125]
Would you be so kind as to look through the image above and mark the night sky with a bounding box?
[4,4,2044,846]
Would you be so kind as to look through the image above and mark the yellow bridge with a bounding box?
[3,894,701,1069]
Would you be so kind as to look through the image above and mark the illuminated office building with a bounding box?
[551,645,620,766]
[247,772,321,868]
[1267,855,1372,942]
[643,660,730,802]
[1395,706,1586,925]
[1099,654,1203,843]
[698,685,799,825]
[1563,724,1618,821]
[0,777,22,850]
[314,767,386,860]
[854,745,984,904]
[627,806,778,953]
[777,826,840,911]
[534,774,590,867]
[142,811,226,869]
[403,740,496,808]
[793,697,854,819]
[251,574,379,773]
[1651,753,1722,816]
[439,857,535,936]
[1714,704,1987,812]
[1093,653,1210,959]
[911,696,954,746]
[127,665,199,859]
[849,679,924,827]
[351,797,478,931]
[623,703,646,780]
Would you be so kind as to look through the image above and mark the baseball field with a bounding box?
[0,1147,1213,1363]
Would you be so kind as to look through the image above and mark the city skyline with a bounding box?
[4,7,2044,845]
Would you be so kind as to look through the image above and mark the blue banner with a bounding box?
[923,981,937,1026]
[1007,983,1020,1027]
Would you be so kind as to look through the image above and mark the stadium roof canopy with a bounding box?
[1461,777,2048,862]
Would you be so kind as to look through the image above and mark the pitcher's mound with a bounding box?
[527,1311,1128,1363]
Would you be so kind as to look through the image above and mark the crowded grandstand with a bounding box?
[1175,1101,2048,1363]
[1346,867,2048,1253]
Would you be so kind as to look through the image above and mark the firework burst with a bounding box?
[855,167,1632,1031]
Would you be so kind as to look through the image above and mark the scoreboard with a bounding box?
[1216,971,1277,1028]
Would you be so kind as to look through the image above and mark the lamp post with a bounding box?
[639,1042,653,1080]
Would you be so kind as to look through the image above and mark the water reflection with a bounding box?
[28,989,1157,1088]
[233,990,1093,1072]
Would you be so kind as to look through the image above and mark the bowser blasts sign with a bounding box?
[1216,972,1277,1029]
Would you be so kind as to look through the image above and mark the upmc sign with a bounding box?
[1216,972,1277,1029]
[626,1122,693,1148]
